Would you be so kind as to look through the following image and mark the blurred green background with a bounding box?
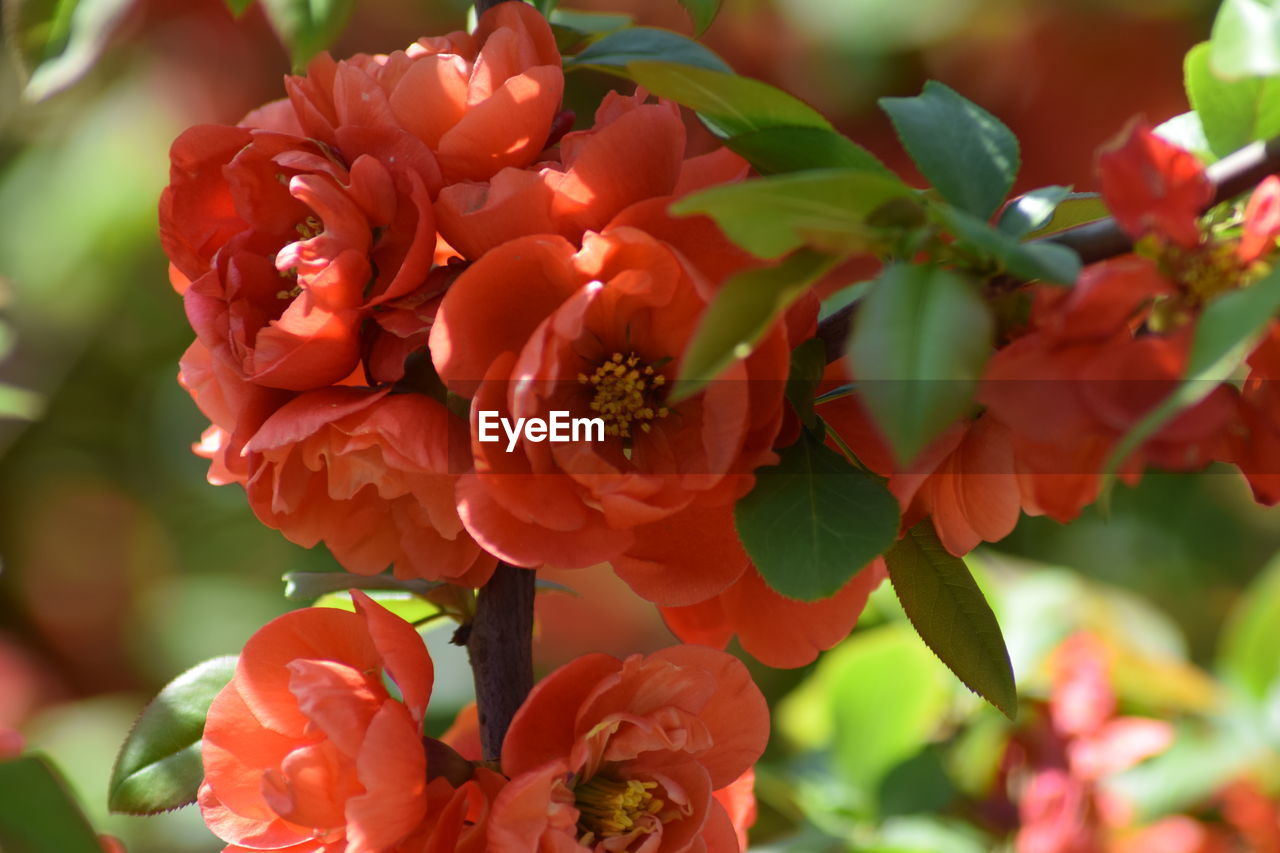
[4,0,1278,850]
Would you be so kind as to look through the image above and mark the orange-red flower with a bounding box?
[660,560,886,668]
[1097,120,1212,250]
[160,117,440,392]
[199,591,437,852]
[435,90,747,259]
[284,1,563,184]
[240,387,495,585]
[490,646,768,852]
[430,222,793,603]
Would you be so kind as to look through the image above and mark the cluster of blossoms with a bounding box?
[199,592,763,852]
[161,0,882,679]
[826,121,1280,559]
[156,2,1280,848]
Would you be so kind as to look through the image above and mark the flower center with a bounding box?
[578,352,669,439]
[575,775,664,844]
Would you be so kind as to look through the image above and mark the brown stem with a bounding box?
[466,561,535,762]
[815,135,1280,362]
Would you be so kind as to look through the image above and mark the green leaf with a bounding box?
[1219,551,1280,699]
[313,590,443,624]
[778,623,949,798]
[847,264,993,465]
[880,81,1020,219]
[0,755,104,852]
[678,0,721,34]
[260,0,354,70]
[1187,41,1280,159]
[108,656,238,814]
[548,8,630,50]
[1209,0,1280,79]
[566,28,730,74]
[225,0,254,15]
[885,521,1018,719]
[626,61,828,136]
[671,250,836,400]
[997,185,1072,238]
[1104,266,1280,476]
[1155,111,1214,160]
[941,205,1082,285]
[735,428,900,601]
[786,338,827,429]
[724,125,894,177]
[282,570,445,601]
[11,0,135,101]
[672,168,915,259]
[1023,192,1109,239]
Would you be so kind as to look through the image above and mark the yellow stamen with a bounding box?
[576,351,670,439]
[575,776,664,841]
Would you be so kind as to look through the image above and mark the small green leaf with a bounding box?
[260,0,354,70]
[678,0,721,34]
[108,656,238,814]
[786,338,827,429]
[1221,551,1280,698]
[1209,0,1280,79]
[672,168,915,259]
[1186,41,1280,159]
[13,0,135,101]
[548,8,630,51]
[941,205,1082,285]
[314,590,442,624]
[736,428,900,601]
[672,250,836,400]
[0,755,104,852]
[282,570,446,601]
[848,264,993,465]
[1104,266,1280,476]
[1154,112,1214,160]
[724,125,894,177]
[1023,192,1109,239]
[880,81,1020,219]
[224,0,254,15]
[997,185,1072,238]
[626,61,828,136]
[566,28,730,74]
[885,521,1018,719]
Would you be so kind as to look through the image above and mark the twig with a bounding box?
[466,561,535,762]
[815,135,1280,363]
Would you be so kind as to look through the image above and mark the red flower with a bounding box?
[436,90,747,259]
[284,1,563,183]
[1098,120,1212,249]
[241,387,495,585]
[160,121,439,391]
[490,646,768,852]
[661,560,886,668]
[199,592,437,852]
[430,223,792,604]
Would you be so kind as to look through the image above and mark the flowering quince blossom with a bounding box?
[199,591,449,852]
[430,216,796,606]
[159,2,578,583]
[995,634,1175,853]
[488,645,766,852]
[658,560,887,668]
[978,121,1279,523]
